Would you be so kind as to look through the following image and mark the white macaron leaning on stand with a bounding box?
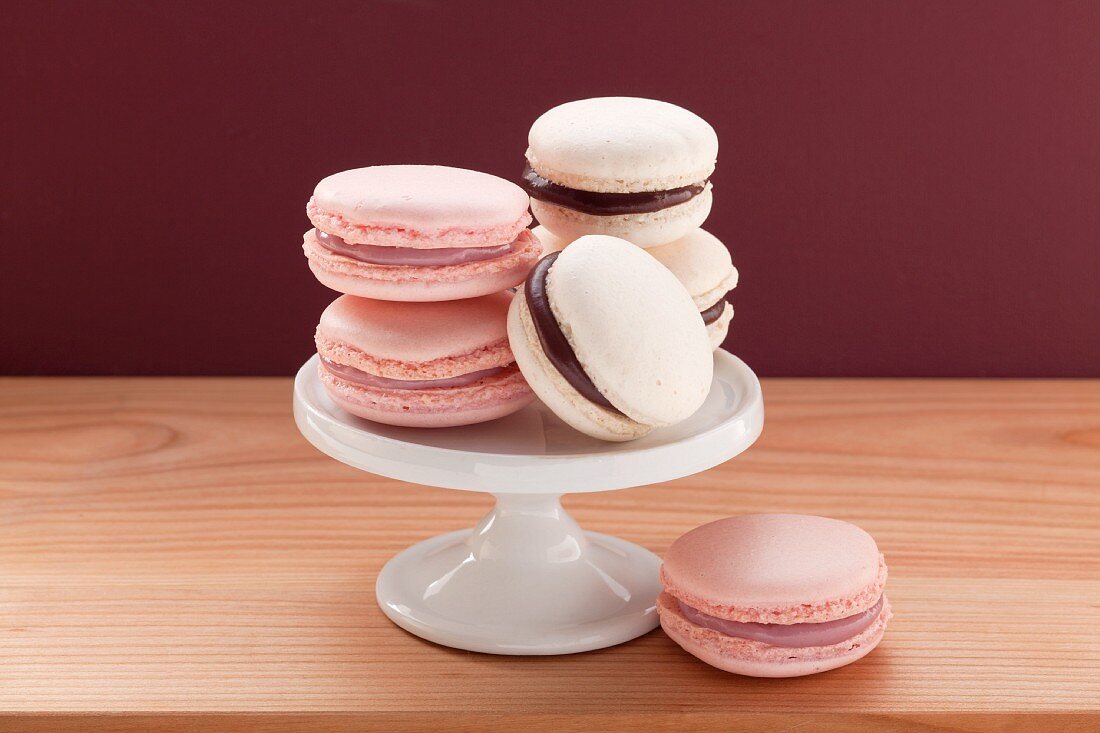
[646,229,738,350]
[522,97,718,248]
[529,225,738,351]
[508,235,713,442]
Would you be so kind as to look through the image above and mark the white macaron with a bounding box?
[522,97,718,249]
[531,224,570,255]
[647,229,738,350]
[507,235,713,441]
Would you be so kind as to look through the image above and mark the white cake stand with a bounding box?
[293,350,763,655]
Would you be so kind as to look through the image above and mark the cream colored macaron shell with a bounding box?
[524,97,718,249]
[647,229,738,350]
[531,225,570,255]
[527,97,718,193]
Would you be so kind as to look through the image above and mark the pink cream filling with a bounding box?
[321,357,505,390]
[678,596,885,648]
[316,231,518,266]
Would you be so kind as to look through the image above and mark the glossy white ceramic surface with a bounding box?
[293,350,763,493]
[375,496,663,655]
[292,349,764,655]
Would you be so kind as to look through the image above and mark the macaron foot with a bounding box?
[320,362,534,429]
[658,592,892,678]
[304,229,541,302]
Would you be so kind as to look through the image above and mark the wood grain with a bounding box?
[0,378,1098,730]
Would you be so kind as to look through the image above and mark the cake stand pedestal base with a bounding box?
[376,493,661,655]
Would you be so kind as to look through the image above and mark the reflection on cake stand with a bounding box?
[292,349,764,655]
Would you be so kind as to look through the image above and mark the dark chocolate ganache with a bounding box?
[521,163,707,217]
[699,298,730,326]
[524,252,622,414]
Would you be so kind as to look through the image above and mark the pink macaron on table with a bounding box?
[293,349,763,654]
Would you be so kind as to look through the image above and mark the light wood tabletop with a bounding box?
[1,378,1098,731]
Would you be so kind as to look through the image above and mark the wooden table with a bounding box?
[1,378,1098,731]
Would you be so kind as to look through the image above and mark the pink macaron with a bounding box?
[315,292,535,427]
[304,165,542,301]
[658,514,892,677]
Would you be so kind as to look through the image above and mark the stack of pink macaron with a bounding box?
[302,164,543,428]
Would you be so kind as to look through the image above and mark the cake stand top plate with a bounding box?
[293,350,763,494]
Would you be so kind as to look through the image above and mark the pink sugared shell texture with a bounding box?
[661,514,886,624]
[308,165,531,248]
[316,293,514,371]
[314,291,535,428]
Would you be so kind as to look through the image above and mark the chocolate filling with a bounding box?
[700,298,730,326]
[524,252,622,413]
[521,163,707,217]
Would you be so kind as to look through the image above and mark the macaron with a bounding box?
[646,229,738,350]
[304,165,541,301]
[658,514,892,678]
[507,235,713,442]
[315,292,535,428]
[531,224,570,255]
[522,97,718,248]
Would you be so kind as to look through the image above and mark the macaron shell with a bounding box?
[507,295,649,442]
[526,97,718,193]
[316,330,513,383]
[658,592,892,678]
[531,225,571,255]
[706,304,734,350]
[308,165,531,248]
[320,362,534,428]
[545,236,712,425]
[304,228,541,301]
[647,229,738,309]
[531,187,712,249]
[694,271,738,312]
[661,514,886,624]
[317,292,512,371]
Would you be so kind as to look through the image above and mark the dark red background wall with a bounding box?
[4,1,1099,376]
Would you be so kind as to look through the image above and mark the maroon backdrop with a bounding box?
[4,1,1099,377]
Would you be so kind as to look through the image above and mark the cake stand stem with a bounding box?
[469,493,586,563]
